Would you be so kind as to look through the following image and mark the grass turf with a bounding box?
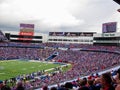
[0,60,62,80]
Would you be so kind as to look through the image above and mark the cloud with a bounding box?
[0,0,119,33]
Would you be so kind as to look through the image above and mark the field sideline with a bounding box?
[0,60,62,80]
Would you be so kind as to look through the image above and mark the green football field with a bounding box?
[0,60,62,80]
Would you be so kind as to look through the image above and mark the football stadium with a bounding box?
[0,0,120,90]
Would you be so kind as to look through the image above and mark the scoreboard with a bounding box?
[3,23,43,43]
[19,23,34,40]
[102,22,117,33]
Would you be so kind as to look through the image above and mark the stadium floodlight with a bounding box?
[113,0,120,5]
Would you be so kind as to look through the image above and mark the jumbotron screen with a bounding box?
[19,23,34,40]
[102,22,117,33]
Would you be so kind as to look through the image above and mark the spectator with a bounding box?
[87,79,97,90]
[50,87,57,90]
[65,82,73,90]
[78,79,89,90]
[15,81,24,90]
[42,85,48,90]
[94,78,101,90]
[1,85,11,90]
[0,80,3,89]
[115,68,120,90]
[100,72,115,90]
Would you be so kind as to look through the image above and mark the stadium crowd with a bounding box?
[1,42,120,52]
[0,68,120,90]
[0,42,120,90]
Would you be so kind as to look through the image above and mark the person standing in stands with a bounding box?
[87,79,97,90]
[115,68,120,90]
[0,81,3,89]
[78,79,89,90]
[15,81,25,90]
[100,72,115,90]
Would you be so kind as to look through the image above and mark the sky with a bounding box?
[0,0,120,34]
